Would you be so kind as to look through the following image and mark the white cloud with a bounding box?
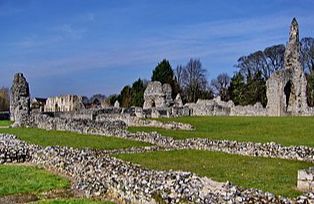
[3,13,314,80]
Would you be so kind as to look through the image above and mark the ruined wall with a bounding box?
[10,73,30,126]
[44,95,85,112]
[28,113,126,136]
[186,99,231,116]
[266,18,308,116]
[143,81,173,109]
[230,103,267,116]
[186,98,267,117]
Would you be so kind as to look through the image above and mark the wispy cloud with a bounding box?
[3,12,314,89]
[12,35,63,49]
[52,24,86,40]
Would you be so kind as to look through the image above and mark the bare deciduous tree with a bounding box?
[181,58,210,102]
[236,44,285,80]
[210,73,231,101]
[301,37,314,73]
[175,65,184,88]
[0,87,10,111]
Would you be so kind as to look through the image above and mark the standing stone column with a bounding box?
[10,73,30,127]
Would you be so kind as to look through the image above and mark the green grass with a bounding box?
[116,149,313,198]
[128,116,314,147]
[0,165,69,196]
[35,198,115,204]
[0,128,149,150]
[0,120,11,127]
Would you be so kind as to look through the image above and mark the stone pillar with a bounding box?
[10,73,30,127]
[297,167,314,192]
[174,94,183,107]
[114,100,120,108]
[266,18,308,116]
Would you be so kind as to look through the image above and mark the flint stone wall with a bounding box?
[186,98,267,117]
[27,113,126,136]
[54,110,94,120]
[46,107,192,130]
[230,102,267,116]
[1,134,310,204]
[95,113,193,130]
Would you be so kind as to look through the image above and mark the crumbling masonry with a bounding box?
[266,18,308,116]
[10,73,30,127]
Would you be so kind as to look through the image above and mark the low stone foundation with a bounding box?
[43,108,193,130]
[1,134,309,204]
[28,113,126,136]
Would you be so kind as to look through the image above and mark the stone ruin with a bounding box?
[143,81,174,109]
[44,95,85,112]
[10,73,30,127]
[9,18,314,122]
[182,18,314,117]
[266,18,308,116]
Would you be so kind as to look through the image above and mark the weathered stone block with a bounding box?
[298,170,314,181]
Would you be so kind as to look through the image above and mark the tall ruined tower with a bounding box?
[266,18,308,116]
[284,18,302,73]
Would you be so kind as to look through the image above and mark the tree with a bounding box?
[152,59,174,84]
[307,72,314,106]
[245,71,267,107]
[0,87,9,111]
[228,72,246,106]
[131,78,146,107]
[106,94,119,106]
[114,78,147,108]
[236,44,285,80]
[210,73,231,101]
[301,37,314,73]
[181,58,210,102]
[151,59,179,97]
[119,85,132,108]
[175,65,184,88]
[90,94,106,103]
[264,44,285,75]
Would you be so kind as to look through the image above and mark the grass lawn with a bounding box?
[0,165,69,196]
[129,116,314,147]
[0,120,11,127]
[0,128,149,150]
[116,149,313,198]
[35,199,115,204]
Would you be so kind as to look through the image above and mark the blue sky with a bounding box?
[1,0,314,97]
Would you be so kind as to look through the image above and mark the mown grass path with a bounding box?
[0,165,115,203]
[0,127,150,150]
[0,120,11,127]
[0,165,69,196]
[117,149,313,198]
[129,116,314,147]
